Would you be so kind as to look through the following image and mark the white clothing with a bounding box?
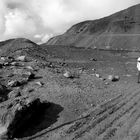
[137,61,140,71]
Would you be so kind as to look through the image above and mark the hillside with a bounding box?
[0,38,49,61]
[46,4,140,50]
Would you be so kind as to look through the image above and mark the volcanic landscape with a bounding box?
[0,4,140,140]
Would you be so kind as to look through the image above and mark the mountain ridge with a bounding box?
[46,3,140,50]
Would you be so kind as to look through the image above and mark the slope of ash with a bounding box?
[46,4,140,50]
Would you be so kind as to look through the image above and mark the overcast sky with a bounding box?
[0,0,139,43]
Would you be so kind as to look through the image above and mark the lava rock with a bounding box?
[108,75,120,82]
[112,75,120,82]
[13,68,35,80]
[15,56,26,62]
[63,71,72,78]
[7,80,20,87]
[0,96,51,139]
[8,88,21,99]
[90,58,97,61]
[35,81,44,87]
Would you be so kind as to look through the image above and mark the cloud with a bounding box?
[0,0,139,43]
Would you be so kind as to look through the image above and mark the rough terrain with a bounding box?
[0,38,139,140]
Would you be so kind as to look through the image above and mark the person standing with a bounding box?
[137,57,140,83]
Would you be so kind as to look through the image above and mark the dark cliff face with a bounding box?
[46,4,140,51]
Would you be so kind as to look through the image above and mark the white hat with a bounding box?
[137,57,140,61]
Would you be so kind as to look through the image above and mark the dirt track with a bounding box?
[30,84,140,140]
[15,63,140,140]
[64,86,140,140]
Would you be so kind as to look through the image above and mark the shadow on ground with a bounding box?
[13,102,63,138]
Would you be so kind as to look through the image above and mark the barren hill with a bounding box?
[0,38,49,60]
[46,4,140,51]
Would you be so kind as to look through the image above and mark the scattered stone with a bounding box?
[112,75,120,82]
[3,62,10,66]
[26,66,34,70]
[108,75,114,80]
[35,81,44,87]
[90,58,97,61]
[78,67,85,73]
[8,88,21,99]
[105,82,109,85]
[16,56,26,62]
[0,57,5,61]
[19,78,29,85]
[7,80,20,87]
[108,75,120,82]
[11,62,20,66]
[100,77,106,81]
[92,68,96,71]
[63,71,72,78]
[95,74,101,78]
[13,69,35,80]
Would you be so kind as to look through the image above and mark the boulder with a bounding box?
[25,66,34,70]
[0,57,5,61]
[13,69,35,80]
[0,96,51,139]
[3,62,10,66]
[95,74,101,78]
[90,58,97,61]
[11,62,20,66]
[16,56,26,61]
[108,75,114,80]
[8,88,21,99]
[63,71,73,78]
[108,75,120,82]
[35,81,44,87]
[7,80,20,87]
[112,75,120,82]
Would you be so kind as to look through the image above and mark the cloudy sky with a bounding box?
[0,0,139,43]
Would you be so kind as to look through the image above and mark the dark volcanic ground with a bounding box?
[23,47,140,140]
[0,38,140,140]
[0,38,138,139]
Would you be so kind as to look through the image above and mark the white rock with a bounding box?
[63,71,71,78]
[8,80,18,87]
[26,66,33,70]
[35,81,44,86]
[108,75,113,80]
[16,56,26,61]
[95,74,100,78]
[0,57,5,61]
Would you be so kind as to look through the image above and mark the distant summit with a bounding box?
[46,4,140,51]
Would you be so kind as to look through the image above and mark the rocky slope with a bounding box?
[0,38,49,61]
[46,4,140,50]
